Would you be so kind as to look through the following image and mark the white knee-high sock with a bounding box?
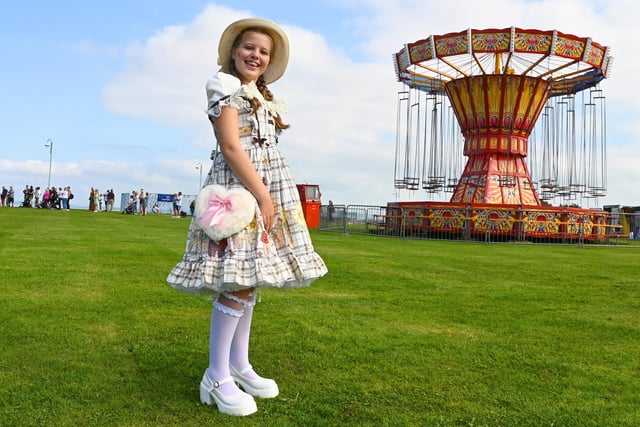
[208,300,243,395]
[230,302,254,375]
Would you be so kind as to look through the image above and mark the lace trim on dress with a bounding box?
[208,95,249,118]
[241,81,287,117]
[206,80,287,119]
[220,291,257,307]
[213,298,245,318]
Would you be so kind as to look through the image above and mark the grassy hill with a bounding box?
[1,208,639,426]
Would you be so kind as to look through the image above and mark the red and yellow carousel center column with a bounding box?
[445,74,550,205]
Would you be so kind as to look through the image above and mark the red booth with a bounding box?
[296,184,321,229]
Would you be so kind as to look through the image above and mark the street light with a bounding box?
[44,139,53,188]
[195,162,203,191]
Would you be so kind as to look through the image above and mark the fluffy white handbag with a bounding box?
[194,184,256,241]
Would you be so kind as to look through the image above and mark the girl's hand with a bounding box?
[258,194,275,232]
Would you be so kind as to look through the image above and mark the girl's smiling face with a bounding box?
[232,30,273,84]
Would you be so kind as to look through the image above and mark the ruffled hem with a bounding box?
[167,252,327,295]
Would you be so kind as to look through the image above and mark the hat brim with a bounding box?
[217,18,289,85]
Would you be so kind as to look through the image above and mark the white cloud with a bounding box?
[101,5,246,129]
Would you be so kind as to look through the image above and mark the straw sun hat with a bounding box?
[217,18,290,84]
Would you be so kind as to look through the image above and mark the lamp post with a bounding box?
[44,139,53,188]
[195,162,203,191]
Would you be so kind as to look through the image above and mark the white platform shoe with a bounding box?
[230,365,279,398]
[200,373,257,416]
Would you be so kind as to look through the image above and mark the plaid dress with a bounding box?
[167,72,327,295]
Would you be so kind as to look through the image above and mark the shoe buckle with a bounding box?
[212,377,232,389]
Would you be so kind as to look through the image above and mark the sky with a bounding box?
[1,0,639,209]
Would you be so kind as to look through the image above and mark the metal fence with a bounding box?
[119,192,196,215]
[319,204,640,245]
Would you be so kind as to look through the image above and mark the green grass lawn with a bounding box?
[1,208,639,426]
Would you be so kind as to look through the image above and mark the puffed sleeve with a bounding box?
[205,70,246,117]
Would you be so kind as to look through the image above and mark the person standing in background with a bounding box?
[89,188,95,211]
[94,189,100,212]
[172,192,182,218]
[139,189,148,216]
[67,186,74,209]
[59,186,69,210]
[7,186,15,207]
[106,189,115,212]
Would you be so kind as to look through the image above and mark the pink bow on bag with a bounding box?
[198,193,237,227]
[194,184,257,241]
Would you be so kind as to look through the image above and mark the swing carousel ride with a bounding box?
[386,26,618,241]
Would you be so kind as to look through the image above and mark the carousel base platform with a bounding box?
[370,201,623,243]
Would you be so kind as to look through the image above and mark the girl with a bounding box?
[167,18,327,416]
